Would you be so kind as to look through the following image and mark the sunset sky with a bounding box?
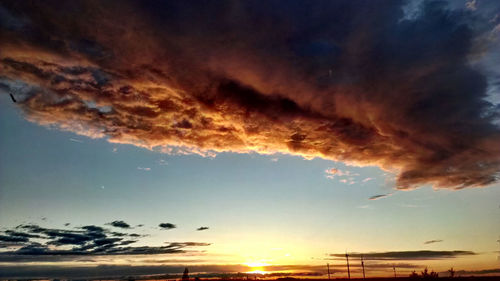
[1,0,500,279]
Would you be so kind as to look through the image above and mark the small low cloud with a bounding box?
[398,203,423,208]
[157,159,168,165]
[362,177,374,183]
[69,138,83,143]
[325,168,359,184]
[137,167,151,171]
[325,168,354,178]
[424,239,443,245]
[368,193,392,200]
[159,223,176,230]
[107,220,131,229]
[466,0,477,11]
[196,227,209,231]
[112,147,118,153]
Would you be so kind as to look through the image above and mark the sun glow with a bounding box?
[244,261,270,274]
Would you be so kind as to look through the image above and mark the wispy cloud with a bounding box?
[69,138,83,143]
[356,205,373,209]
[424,239,443,245]
[466,0,477,11]
[325,168,339,179]
[329,250,476,260]
[368,193,392,200]
[457,268,500,275]
[137,167,151,171]
[196,227,209,231]
[325,168,357,178]
[157,159,168,166]
[398,203,424,208]
[362,177,374,183]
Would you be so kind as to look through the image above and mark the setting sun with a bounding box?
[244,262,270,274]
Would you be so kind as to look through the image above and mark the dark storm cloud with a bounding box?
[0,224,210,262]
[0,0,499,189]
[330,250,476,260]
[80,225,105,232]
[107,220,131,229]
[424,239,443,244]
[0,235,29,243]
[196,227,209,231]
[159,223,177,230]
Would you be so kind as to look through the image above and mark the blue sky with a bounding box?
[2,92,500,277]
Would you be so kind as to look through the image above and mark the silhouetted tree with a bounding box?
[421,268,438,279]
[421,268,429,278]
[448,267,455,278]
[410,268,439,279]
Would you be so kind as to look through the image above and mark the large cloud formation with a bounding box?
[1,0,499,189]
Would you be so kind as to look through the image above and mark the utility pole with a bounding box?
[497,237,500,261]
[361,255,366,280]
[327,263,331,280]
[345,252,351,280]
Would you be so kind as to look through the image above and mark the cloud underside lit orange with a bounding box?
[1,0,499,190]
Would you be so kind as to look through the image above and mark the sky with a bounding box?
[1,0,500,279]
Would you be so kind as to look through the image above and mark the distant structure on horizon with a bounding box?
[345,252,350,280]
[182,267,189,281]
[360,255,365,280]
[497,237,500,261]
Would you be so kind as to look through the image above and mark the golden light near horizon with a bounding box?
[244,261,270,274]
